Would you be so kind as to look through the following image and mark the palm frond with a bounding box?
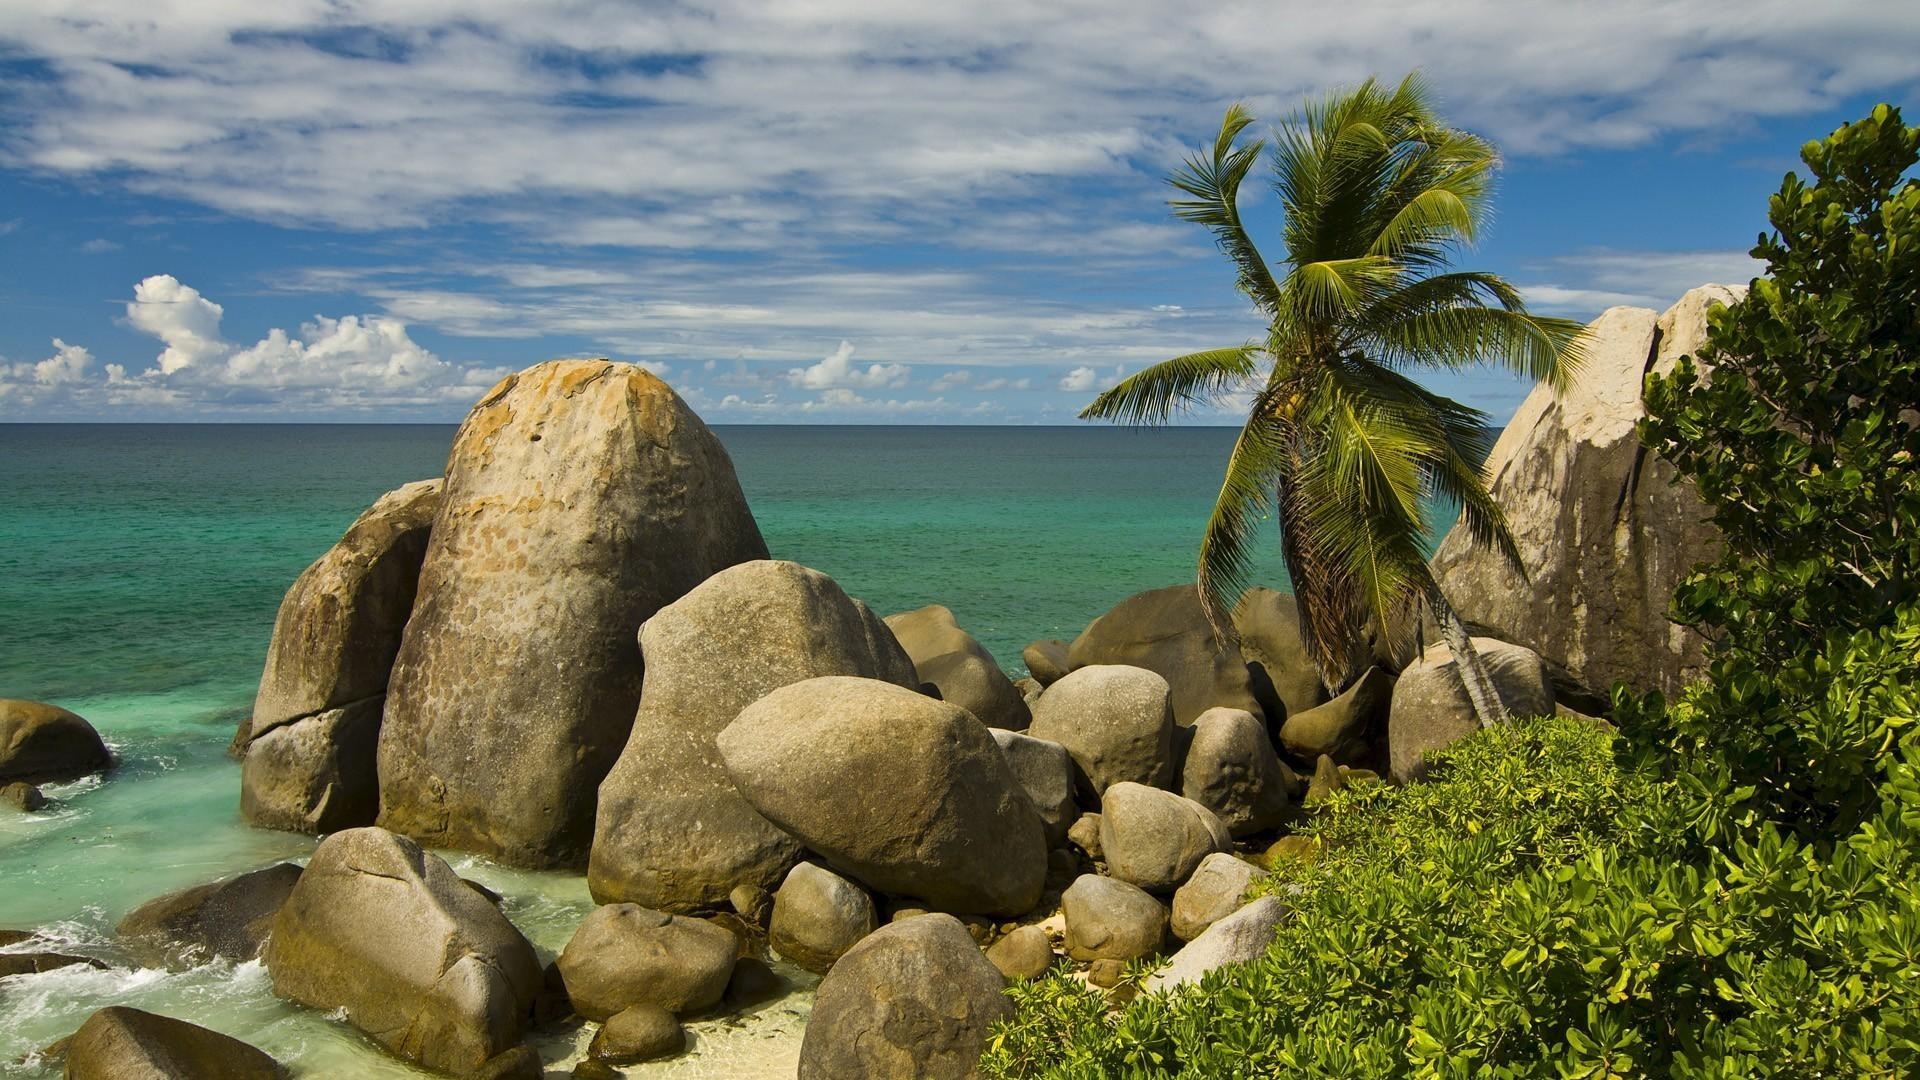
[1195,393,1293,635]
[1079,345,1262,425]
[1369,304,1588,392]
[1168,105,1283,313]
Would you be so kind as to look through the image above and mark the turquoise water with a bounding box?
[0,422,1286,1076]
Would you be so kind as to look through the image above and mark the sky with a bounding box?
[0,2,1914,424]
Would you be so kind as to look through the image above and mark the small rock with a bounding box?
[1147,896,1290,994]
[798,914,1011,1080]
[723,956,786,1009]
[0,952,107,977]
[1262,835,1319,868]
[730,883,774,928]
[1061,874,1166,962]
[2,781,45,812]
[572,1061,621,1080]
[986,924,1055,981]
[1097,782,1231,893]
[1304,754,1344,806]
[1067,813,1103,860]
[1022,639,1073,686]
[1170,853,1267,942]
[1086,958,1127,988]
[472,1045,543,1080]
[770,862,877,975]
[557,903,738,1021]
[590,1003,685,1064]
[704,911,769,959]
[533,961,574,1028]
[62,1006,285,1079]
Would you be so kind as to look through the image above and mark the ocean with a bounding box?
[0,422,1294,1076]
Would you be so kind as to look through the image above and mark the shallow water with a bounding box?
[0,422,1305,1076]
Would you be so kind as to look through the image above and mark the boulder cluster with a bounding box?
[12,286,1734,1079]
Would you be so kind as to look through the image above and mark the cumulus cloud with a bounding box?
[786,340,910,390]
[928,369,972,392]
[1516,249,1767,317]
[0,274,509,414]
[1059,365,1100,392]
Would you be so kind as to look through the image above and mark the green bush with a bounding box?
[983,104,1920,1079]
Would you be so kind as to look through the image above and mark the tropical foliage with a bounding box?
[985,104,1920,1078]
[1080,75,1585,720]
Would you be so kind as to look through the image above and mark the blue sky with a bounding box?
[0,2,1914,424]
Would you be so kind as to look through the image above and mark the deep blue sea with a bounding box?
[0,422,1297,1075]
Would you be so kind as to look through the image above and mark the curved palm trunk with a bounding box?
[1424,583,1510,728]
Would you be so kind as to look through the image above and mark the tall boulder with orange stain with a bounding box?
[376,360,767,868]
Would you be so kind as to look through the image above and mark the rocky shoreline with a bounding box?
[0,287,1733,1078]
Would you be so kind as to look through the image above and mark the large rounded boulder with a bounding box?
[0,700,110,785]
[1389,638,1555,783]
[1061,874,1167,962]
[1098,782,1231,893]
[1066,586,1264,725]
[263,827,542,1077]
[798,914,1011,1080]
[1430,287,1738,704]
[63,1006,284,1080]
[589,560,918,912]
[238,479,439,832]
[118,863,304,968]
[1026,665,1175,801]
[556,903,738,1021]
[885,604,1030,730]
[378,361,769,869]
[719,676,1046,916]
[1179,707,1290,837]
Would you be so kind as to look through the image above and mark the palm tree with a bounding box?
[1082,75,1585,727]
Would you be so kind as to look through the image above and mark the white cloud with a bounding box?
[127,274,228,374]
[1059,365,1100,392]
[977,376,1031,392]
[79,237,121,253]
[929,369,972,391]
[786,340,910,390]
[0,274,510,414]
[1517,249,1767,317]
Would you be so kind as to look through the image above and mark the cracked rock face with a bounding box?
[263,827,541,1078]
[239,479,440,833]
[377,361,768,869]
[1430,285,1740,703]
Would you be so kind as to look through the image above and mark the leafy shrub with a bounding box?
[983,104,1920,1079]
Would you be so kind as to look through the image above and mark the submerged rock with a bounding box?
[118,863,303,968]
[1430,286,1739,703]
[1179,707,1290,837]
[2,781,45,811]
[1098,782,1230,893]
[886,604,1031,729]
[378,361,768,869]
[1067,586,1265,725]
[63,1006,285,1080]
[590,560,916,912]
[769,862,876,975]
[263,827,542,1076]
[1389,638,1554,783]
[556,903,737,1021]
[235,476,438,818]
[799,914,1011,1080]
[720,676,1047,916]
[0,951,106,977]
[1027,665,1175,801]
[0,700,110,785]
